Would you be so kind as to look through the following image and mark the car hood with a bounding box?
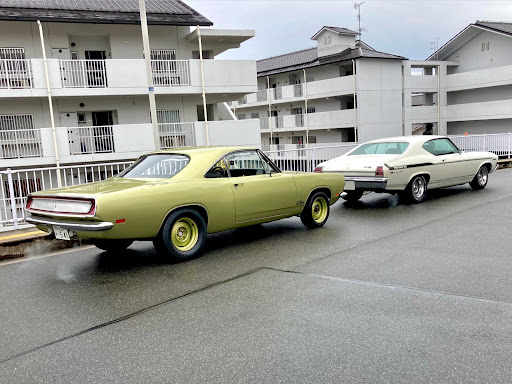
[321,154,399,174]
[31,177,160,198]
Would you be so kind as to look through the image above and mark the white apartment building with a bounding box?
[231,26,406,149]
[0,0,259,170]
[234,21,512,148]
[405,20,512,136]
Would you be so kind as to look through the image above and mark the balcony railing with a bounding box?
[151,60,190,87]
[293,83,303,97]
[257,89,267,102]
[159,122,195,148]
[0,128,42,159]
[260,116,284,130]
[67,126,114,154]
[0,59,33,89]
[60,60,107,88]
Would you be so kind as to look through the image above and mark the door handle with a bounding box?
[234,183,244,188]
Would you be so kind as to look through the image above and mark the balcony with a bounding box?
[446,65,512,92]
[260,109,355,132]
[0,59,256,98]
[0,119,261,169]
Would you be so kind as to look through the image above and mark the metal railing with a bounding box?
[0,128,43,159]
[151,60,190,87]
[0,161,133,231]
[259,116,284,130]
[60,60,107,88]
[257,89,267,102]
[67,126,114,155]
[159,122,195,148]
[293,83,303,97]
[0,59,33,89]
[450,133,512,158]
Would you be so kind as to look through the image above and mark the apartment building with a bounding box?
[405,20,512,136]
[0,0,259,170]
[231,26,406,149]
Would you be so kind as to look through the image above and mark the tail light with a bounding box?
[375,166,384,177]
[27,196,96,216]
[314,166,323,173]
[26,196,33,209]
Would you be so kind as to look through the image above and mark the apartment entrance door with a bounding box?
[85,51,107,87]
[92,111,114,153]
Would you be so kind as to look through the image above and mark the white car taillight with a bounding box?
[375,166,384,177]
[28,197,95,215]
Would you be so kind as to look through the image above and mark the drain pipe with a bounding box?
[267,76,272,145]
[352,59,358,142]
[303,69,309,146]
[37,20,61,188]
[437,64,441,135]
[197,26,209,146]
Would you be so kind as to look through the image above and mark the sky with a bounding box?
[186,0,512,61]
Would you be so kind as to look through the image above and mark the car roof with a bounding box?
[150,146,256,157]
[362,135,448,145]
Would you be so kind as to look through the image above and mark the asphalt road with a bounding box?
[1,168,512,383]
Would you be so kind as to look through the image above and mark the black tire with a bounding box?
[342,191,363,203]
[401,175,427,204]
[92,239,133,252]
[300,192,330,229]
[154,208,207,262]
[469,165,489,190]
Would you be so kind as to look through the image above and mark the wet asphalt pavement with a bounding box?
[1,168,512,383]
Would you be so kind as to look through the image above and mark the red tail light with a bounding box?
[314,166,323,173]
[26,196,33,209]
[375,166,384,177]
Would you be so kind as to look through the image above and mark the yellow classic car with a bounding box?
[26,147,345,261]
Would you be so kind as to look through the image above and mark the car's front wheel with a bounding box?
[469,165,489,190]
[92,239,133,252]
[300,192,330,228]
[154,208,207,262]
[401,175,427,204]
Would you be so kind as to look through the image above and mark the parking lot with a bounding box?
[1,168,511,383]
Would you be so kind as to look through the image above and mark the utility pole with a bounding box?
[430,37,440,61]
[353,2,366,40]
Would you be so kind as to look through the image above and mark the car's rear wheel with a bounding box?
[92,239,133,252]
[154,208,207,262]
[342,191,363,203]
[300,192,330,228]
[401,175,427,204]
[469,165,489,190]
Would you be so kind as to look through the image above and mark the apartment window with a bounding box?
[156,109,180,124]
[0,114,42,158]
[150,50,176,60]
[292,136,304,145]
[192,51,212,59]
[0,48,25,59]
[251,112,260,119]
[238,114,246,120]
[308,136,317,144]
[70,51,79,60]
[307,107,316,114]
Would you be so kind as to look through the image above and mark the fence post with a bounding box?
[7,168,18,230]
[482,133,486,152]
[509,132,511,159]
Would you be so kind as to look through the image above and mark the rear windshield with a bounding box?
[348,142,409,156]
[119,154,189,179]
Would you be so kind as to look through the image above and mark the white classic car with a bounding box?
[314,136,499,203]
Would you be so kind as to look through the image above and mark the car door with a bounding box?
[225,150,297,223]
[430,138,472,187]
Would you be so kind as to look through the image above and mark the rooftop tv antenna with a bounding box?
[354,2,366,40]
[430,37,440,61]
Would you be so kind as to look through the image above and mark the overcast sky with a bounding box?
[186,0,512,61]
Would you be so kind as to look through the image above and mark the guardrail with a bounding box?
[1,133,511,231]
[159,122,195,148]
[0,59,33,89]
[60,60,107,88]
[0,128,43,159]
[151,60,190,87]
[67,126,114,155]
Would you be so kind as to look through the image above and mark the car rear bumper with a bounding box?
[344,177,388,191]
[26,214,113,231]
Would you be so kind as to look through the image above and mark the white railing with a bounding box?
[294,83,303,97]
[257,89,267,102]
[259,116,284,130]
[0,161,132,231]
[60,60,107,88]
[0,129,42,159]
[1,133,511,232]
[151,60,190,87]
[159,122,195,148]
[0,59,33,89]
[67,126,114,155]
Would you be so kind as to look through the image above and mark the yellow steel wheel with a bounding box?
[171,217,199,252]
[311,196,328,224]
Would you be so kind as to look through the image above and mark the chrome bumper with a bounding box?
[344,177,388,191]
[26,215,113,231]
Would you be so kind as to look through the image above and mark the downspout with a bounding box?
[197,26,209,146]
[352,59,358,142]
[138,0,160,150]
[437,64,441,135]
[267,76,272,146]
[303,69,309,146]
[37,20,61,188]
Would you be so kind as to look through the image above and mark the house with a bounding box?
[0,0,259,170]
[231,26,406,149]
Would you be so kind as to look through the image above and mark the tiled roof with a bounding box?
[0,0,212,25]
[323,26,359,35]
[257,46,406,77]
[476,20,512,35]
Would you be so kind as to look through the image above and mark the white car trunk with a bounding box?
[323,155,398,176]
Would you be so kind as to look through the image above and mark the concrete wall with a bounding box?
[447,119,512,135]
[261,129,347,146]
[194,119,260,147]
[447,84,512,105]
[446,30,512,74]
[315,30,356,58]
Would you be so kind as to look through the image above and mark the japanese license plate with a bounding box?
[53,226,71,241]
[344,181,356,191]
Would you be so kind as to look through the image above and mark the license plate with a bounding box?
[53,226,71,241]
[344,181,356,191]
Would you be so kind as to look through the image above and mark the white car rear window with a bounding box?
[349,142,409,156]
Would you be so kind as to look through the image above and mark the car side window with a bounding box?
[205,159,229,178]
[423,139,459,156]
[225,151,266,177]
[422,141,437,155]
